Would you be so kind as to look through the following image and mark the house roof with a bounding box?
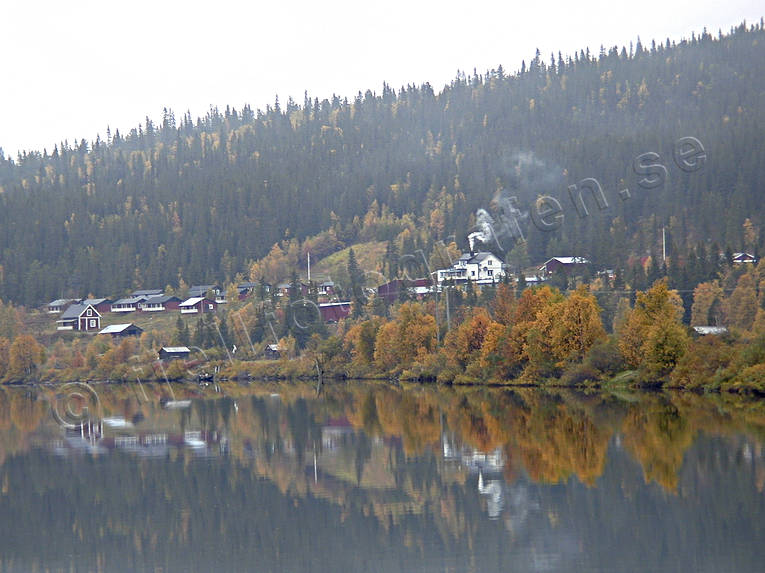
[82,298,112,306]
[131,289,164,296]
[99,323,142,335]
[732,252,757,262]
[143,295,179,304]
[693,326,729,335]
[113,296,145,305]
[469,252,499,263]
[160,346,190,353]
[189,284,220,295]
[453,252,502,266]
[49,298,77,307]
[58,303,99,320]
[179,297,207,306]
[543,256,590,265]
[238,282,258,289]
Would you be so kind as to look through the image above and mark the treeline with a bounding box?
[1,22,765,305]
[310,271,765,391]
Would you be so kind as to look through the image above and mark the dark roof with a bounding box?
[238,282,257,289]
[59,303,98,320]
[189,284,220,294]
[470,252,498,263]
[82,298,112,306]
[49,298,77,307]
[131,289,164,296]
[143,295,180,304]
[99,323,144,335]
[113,296,145,305]
[160,346,191,354]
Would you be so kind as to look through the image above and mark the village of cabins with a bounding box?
[45,252,521,338]
[44,250,758,342]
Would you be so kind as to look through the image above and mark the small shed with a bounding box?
[318,281,336,296]
[237,281,257,300]
[159,346,191,361]
[99,323,144,339]
[264,344,281,359]
[732,252,757,264]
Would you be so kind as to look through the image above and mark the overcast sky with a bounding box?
[1,0,762,157]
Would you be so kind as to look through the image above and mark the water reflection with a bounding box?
[0,383,763,572]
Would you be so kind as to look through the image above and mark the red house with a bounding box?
[81,298,114,314]
[56,304,101,331]
[377,279,407,304]
[539,257,590,276]
[179,297,217,314]
[141,295,181,312]
[319,302,351,322]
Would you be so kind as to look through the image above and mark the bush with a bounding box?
[726,363,765,393]
[559,363,601,386]
[670,336,734,389]
[584,339,623,375]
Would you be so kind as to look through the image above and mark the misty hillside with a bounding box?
[0,21,764,305]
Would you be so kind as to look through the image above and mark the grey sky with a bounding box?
[1,0,762,157]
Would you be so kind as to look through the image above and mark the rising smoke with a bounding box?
[467,150,563,253]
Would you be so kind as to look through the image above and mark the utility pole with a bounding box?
[445,285,451,331]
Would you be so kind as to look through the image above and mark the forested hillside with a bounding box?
[1,21,764,305]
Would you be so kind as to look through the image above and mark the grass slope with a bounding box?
[309,241,387,288]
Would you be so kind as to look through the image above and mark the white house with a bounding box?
[435,252,505,285]
[111,296,147,313]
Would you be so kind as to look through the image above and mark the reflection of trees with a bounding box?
[9,391,45,432]
[1,383,765,500]
[0,383,764,570]
[622,398,695,491]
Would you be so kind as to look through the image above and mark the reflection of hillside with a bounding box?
[0,383,764,571]
[2,384,765,496]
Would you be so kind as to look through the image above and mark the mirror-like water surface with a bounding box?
[0,382,763,572]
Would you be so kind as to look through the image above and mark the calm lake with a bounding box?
[0,382,763,572]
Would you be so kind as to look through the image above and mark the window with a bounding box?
[488,270,493,276]
[89,319,96,328]
[87,309,92,316]
[471,271,475,276]
[208,304,214,310]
